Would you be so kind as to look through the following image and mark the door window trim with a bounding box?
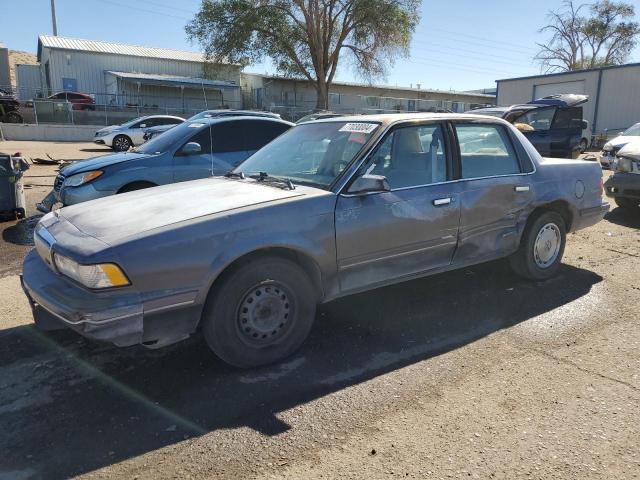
[341,120,454,195]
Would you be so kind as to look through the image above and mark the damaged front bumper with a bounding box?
[21,249,145,346]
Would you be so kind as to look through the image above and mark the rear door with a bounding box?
[549,106,583,157]
[335,121,461,293]
[452,122,534,264]
[172,125,214,182]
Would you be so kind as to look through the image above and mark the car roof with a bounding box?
[187,116,294,126]
[140,114,185,120]
[307,112,510,126]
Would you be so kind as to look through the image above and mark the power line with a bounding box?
[95,0,191,20]
[427,26,539,53]
[136,0,196,15]
[410,43,535,68]
[413,30,538,56]
[411,39,535,66]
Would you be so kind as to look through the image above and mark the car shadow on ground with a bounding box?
[80,148,112,153]
[1,215,41,246]
[0,261,602,479]
[604,206,640,229]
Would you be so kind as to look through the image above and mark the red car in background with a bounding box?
[25,92,96,111]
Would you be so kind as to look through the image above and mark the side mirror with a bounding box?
[581,119,588,130]
[348,174,391,195]
[179,142,202,156]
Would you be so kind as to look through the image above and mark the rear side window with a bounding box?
[513,107,556,131]
[552,107,583,129]
[243,120,291,151]
[455,124,521,179]
[212,121,244,153]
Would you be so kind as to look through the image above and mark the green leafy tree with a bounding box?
[186,0,420,110]
[535,0,640,72]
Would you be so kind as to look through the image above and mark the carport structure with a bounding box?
[104,71,241,112]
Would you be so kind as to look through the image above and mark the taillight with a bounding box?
[599,177,604,196]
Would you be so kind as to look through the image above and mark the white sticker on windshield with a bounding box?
[339,123,378,134]
[188,123,205,128]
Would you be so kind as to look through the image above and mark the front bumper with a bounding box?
[605,172,640,200]
[600,151,615,167]
[22,250,145,346]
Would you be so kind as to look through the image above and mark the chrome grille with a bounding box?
[54,174,64,192]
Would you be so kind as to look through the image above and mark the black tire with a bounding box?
[510,211,566,281]
[5,111,23,123]
[112,135,132,152]
[579,138,588,154]
[615,197,638,210]
[202,256,317,368]
[117,181,156,194]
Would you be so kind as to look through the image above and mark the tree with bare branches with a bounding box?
[535,0,639,72]
[186,0,420,110]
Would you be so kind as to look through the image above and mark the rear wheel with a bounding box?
[510,211,566,281]
[202,256,317,368]
[112,135,132,152]
[615,197,639,210]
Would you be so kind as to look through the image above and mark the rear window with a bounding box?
[243,120,291,150]
[455,124,521,179]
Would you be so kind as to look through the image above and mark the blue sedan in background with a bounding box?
[37,116,293,212]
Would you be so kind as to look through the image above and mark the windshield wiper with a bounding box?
[224,171,245,179]
[250,172,296,190]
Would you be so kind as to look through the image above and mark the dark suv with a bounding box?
[468,94,589,158]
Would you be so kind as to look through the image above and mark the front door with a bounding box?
[452,122,534,263]
[335,122,461,293]
[173,125,214,182]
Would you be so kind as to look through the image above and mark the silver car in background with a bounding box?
[94,115,184,151]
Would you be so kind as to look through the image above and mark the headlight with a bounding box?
[602,143,613,152]
[95,131,110,137]
[617,157,633,172]
[63,170,103,187]
[53,253,130,289]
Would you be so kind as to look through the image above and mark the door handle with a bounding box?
[514,185,530,192]
[433,197,451,206]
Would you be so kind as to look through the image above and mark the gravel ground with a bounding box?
[0,142,638,480]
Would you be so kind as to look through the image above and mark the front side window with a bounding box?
[455,124,521,179]
[183,126,212,154]
[366,124,448,189]
[513,107,556,131]
[236,121,379,188]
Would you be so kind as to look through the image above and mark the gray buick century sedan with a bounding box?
[22,113,609,368]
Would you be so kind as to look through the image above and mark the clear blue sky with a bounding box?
[3,0,640,91]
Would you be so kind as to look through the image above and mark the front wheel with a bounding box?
[510,211,566,281]
[4,111,23,123]
[615,197,639,210]
[112,135,132,152]
[579,138,588,154]
[202,257,317,368]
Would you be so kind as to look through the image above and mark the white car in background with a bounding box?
[601,122,640,168]
[93,115,184,151]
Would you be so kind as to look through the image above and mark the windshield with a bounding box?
[134,121,206,155]
[622,123,640,136]
[120,116,145,128]
[235,121,380,189]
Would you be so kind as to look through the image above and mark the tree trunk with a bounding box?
[315,79,329,110]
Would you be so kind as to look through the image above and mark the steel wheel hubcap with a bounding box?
[533,223,561,268]
[237,283,291,345]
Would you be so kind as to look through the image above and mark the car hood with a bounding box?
[58,178,310,245]
[617,140,640,160]
[95,125,122,134]
[60,152,156,176]
[605,136,637,149]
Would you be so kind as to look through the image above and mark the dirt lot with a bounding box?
[1,141,639,480]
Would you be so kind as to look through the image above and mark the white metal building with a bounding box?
[15,35,242,110]
[496,63,640,135]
